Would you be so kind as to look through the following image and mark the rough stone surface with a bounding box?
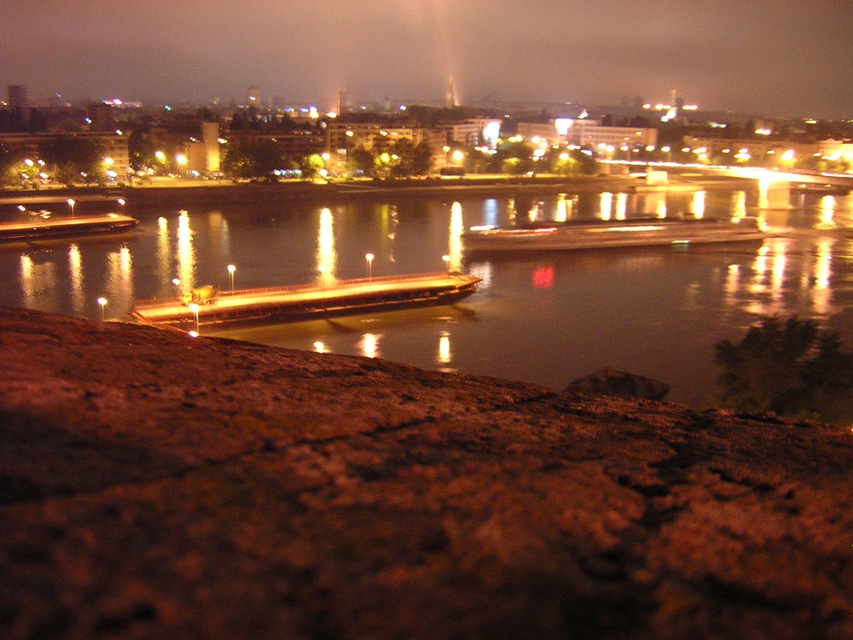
[1,306,851,640]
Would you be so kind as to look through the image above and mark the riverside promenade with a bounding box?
[132,272,481,331]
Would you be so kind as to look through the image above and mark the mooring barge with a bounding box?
[131,272,481,332]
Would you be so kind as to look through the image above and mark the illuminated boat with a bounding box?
[462,217,769,253]
[0,213,139,243]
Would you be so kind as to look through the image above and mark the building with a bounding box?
[446,119,502,149]
[186,122,221,173]
[682,135,819,165]
[7,85,29,111]
[816,139,853,165]
[0,131,130,180]
[556,118,658,151]
[87,103,116,132]
[513,118,658,154]
[325,121,448,169]
[246,85,262,108]
[225,129,325,163]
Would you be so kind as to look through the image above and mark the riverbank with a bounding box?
[1,305,851,639]
[0,172,753,211]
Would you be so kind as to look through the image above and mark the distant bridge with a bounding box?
[638,162,853,208]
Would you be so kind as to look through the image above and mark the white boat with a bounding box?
[462,217,769,253]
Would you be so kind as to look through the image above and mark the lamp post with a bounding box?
[189,303,200,334]
[97,297,107,322]
[227,264,236,293]
[442,254,450,275]
[117,198,125,212]
[176,154,187,179]
[365,253,374,282]
[67,198,76,218]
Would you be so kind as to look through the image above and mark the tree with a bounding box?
[0,143,15,186]
[299,154,324,181]
[221,140,282,179]
[347,147,375,176]
[39,136,103,185]
[712,315,853,424]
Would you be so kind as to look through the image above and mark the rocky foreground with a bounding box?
[1,306,851,639]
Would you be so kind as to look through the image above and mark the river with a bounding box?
[2,184,852,408]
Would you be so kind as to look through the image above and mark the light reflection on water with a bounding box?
[1,187,852,408]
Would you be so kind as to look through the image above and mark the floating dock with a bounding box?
[462,217,770,253]
[131,272,481,332]
[0,213,139,243]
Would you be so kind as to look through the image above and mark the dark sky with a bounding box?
[4,0,852,117]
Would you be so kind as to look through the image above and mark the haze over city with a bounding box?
[4,0,852,118]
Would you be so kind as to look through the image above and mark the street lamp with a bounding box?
[442,254,450,275]
[365,253,374,281]
[176,154,187,178]
[97,297,107,322]
[227,264,236,293]
[189,303,200,333]
[67,198,76,218]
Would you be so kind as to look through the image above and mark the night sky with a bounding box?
[4,1,852,117]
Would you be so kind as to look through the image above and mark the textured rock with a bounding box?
[566,367,671,400]
[0,306,851,639]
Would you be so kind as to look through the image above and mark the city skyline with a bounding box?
[3,1,852,118]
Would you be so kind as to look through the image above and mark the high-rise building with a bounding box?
[445,77,458,108]
[337,89,352,115]
[7,85,29,110]
[246,85,262,107]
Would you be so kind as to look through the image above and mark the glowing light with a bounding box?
[554,193,568,223]
[812,239,832,315]
[97,297,107,321]
[227,264,236,293]
[445,206,463,269]
[615,193,628,220]
[68,244,85,314]
[731,191,747,221]
[819,195,835,227]
[532,266,554,289]
[314,341,327,354]
[176,211,196,294]
[691,191,706,219]
[599,192,613,221]
[316,207,337,282]
[359,333,379,359]
[437,330,452,365]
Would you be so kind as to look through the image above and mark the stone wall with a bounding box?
[1,306,851,639]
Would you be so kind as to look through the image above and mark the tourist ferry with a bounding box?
[462,217,769,253]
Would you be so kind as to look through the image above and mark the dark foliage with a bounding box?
[713,315,853,424]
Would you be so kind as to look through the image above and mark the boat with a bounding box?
[461,217,770,253]
[0,213,139,243]
[132,272,481,332]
